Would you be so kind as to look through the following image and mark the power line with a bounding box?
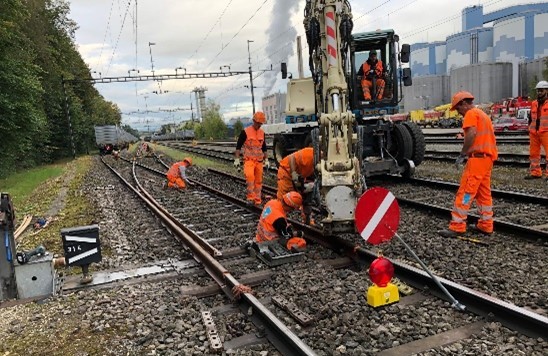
[187,0,235,62]
[204,0,271,70]
[105,0,134,76]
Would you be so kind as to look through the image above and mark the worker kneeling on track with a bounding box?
[256,191,306,250]
[277,147,316,224]
[165,157,194,189]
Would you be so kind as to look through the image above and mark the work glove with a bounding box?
[263,160,270,169]
[303,182,314,194]
[455,153,467,168]
[233,158,241,168]
[291,171,301,188]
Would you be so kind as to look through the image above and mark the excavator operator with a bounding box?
[358,50,385,101]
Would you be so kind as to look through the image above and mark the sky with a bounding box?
[69,0,532,131]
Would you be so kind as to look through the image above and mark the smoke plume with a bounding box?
[262,0,301,95]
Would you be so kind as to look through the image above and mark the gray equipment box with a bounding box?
[61,225,101,266]
[14,254,55,299]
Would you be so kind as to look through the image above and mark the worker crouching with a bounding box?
[165,157,193,189]
[277,147,316,224]
[256,192,306,250]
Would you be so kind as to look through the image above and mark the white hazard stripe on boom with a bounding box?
[360,192,396,242]
[68,248,98,264]
[64,235,97,243]
[325,11,337,67]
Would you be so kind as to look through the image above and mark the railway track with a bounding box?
[103,152,547,354]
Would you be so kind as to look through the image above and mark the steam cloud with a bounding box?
[262,0,301,95]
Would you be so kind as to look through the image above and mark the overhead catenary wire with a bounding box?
[105,0,134,76]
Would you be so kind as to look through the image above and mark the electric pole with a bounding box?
[247,40,256,114]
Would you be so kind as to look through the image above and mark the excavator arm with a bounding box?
[304,0,362,233]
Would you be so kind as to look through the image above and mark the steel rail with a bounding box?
[203,167,548,340]
[104,157,317,355]
[387,176,548,206]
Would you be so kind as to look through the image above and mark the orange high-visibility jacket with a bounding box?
[167,161,188,179]
[362,60,383,79]
[530,100,548,133]
[243,126,265,161]
[279,147,315,179]
[463,108,498,160]
[256,199,287,242]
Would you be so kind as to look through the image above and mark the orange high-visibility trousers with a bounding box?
[167,174,186,189]
[243,160,263,204]
[529,131,548,177]
[361,78,385,100]
[449,157,494,233]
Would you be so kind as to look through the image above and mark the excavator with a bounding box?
[277,0,424,234]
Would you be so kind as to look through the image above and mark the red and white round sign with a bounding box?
[354,187,400,245]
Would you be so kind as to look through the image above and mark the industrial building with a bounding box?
[404,3,548,110]
[261,92,286,124]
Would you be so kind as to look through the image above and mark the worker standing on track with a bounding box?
[256,191,306,250]
[438,91,498,238]
[234,111,269,206]
[277,147,316,223]
[165,157,193,189]
[525,81,548,180]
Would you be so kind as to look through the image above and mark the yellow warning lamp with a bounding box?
[366,253,399,307]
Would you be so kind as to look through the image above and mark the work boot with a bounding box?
[437,229,459,238]
[524,175,542,180]
[468,225,493,236]
[81,274,93,285]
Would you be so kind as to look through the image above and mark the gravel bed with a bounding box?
[4,151,545,355]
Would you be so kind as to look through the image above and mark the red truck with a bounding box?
[491,96,532,119]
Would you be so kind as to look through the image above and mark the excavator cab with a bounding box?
[349,29,411,122]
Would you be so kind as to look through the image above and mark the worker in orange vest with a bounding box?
[256,192,306,250]
[277,147,316,223]
[358,50,385,101]
[438,91,498,238]
[525,81,548,180]
[165,157,193,189]
[234,112,269,205]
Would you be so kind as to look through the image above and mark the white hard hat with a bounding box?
[535,80,548,89]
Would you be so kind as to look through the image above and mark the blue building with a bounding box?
[410,3,548,77]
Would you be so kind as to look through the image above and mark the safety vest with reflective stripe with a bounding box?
[256,199,287,242]
[279,147,315,179]
[464,108,498,161]
[243,126,265,161]
[530,100,548,133]
[362,60,383,79]
[167,161,188,178]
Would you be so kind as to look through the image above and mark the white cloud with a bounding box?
[70,0,531,131]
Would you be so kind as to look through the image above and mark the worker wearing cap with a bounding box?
[358,50,385,101]
[525,81,548,180]
[256,191,306,250]
[277,147,316,223]
[234,111,269,205]
[166,157,193,189]
[438,91,498,238]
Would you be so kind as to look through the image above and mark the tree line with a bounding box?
[0,0,120,178]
